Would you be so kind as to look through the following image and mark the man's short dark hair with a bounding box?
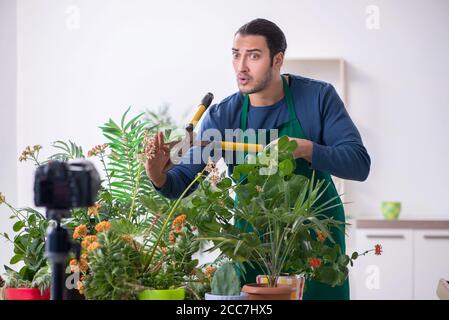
[235,18,287,64]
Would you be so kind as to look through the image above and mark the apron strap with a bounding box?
[240,75,296,132]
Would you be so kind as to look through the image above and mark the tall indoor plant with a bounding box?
[187,136,377,299]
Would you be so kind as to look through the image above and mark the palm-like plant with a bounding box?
[98,107,172,222]
[188,136,356,288]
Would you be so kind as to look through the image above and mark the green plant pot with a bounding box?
[381,201,401,220]
[137,288,185,300]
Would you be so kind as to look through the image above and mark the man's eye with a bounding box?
[232,53,240,59]
[250,53,259,59]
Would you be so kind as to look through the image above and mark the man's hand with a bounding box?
[267,136,314,163]
[145,131,171,188]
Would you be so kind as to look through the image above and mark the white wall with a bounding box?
[0,0,17,273]
[2,0,449,267]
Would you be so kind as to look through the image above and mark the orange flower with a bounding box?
[88,203,102,216]
[160,246,168,254]
[87,241,100,251]
[95,221,112,233]
[172,214,187,234]
[316,231,327,242]
[374,244,382,255]
[73,225,88,239]
[69,258,89,273]
[308,258,322,269]
[204,266,216,280]
[81,235,97,249]
[121,235,133,245]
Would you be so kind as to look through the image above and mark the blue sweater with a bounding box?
[155,74,371,199]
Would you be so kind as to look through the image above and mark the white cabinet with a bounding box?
[352,229,414,299]
[352,227,449,300]
[413,230,449,299]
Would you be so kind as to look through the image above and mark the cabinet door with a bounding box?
[352,229,413,300]
[413,230,449,300]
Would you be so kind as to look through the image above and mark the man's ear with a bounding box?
[273,52,284,68]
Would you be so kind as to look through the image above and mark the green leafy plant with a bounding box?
[3,265,51,295]
[0,192,49,290]
[188,136,377,288]
[1,107,188,299]
[65,108,207,300]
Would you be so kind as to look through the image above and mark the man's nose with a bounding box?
[237,56,249,73]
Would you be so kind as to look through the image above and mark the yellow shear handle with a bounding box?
[220,141,263,152]
[189,104,207,127]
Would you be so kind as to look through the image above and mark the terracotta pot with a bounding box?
[241,283,293,300]
[5,288,50,300]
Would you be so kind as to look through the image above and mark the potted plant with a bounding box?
[187,136,379,300]
[69,109,208,299]
[1,107,191,300]
[3,265,51,300]
[204,261,247,300]
[0,190,51,300]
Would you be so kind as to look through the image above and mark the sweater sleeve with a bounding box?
[154,104,222,199]
[310,84,371,181]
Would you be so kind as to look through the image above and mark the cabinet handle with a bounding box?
[423,235,449,240]
[366,235,405,239]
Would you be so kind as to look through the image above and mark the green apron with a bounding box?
[235,75,350,300]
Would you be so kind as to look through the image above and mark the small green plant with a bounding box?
[4,264,51,295]
[0,190,50,292]
[211,262,241,296]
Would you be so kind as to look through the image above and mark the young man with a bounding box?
[146,18,371,300]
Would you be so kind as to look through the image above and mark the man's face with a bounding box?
[232,33,275,94]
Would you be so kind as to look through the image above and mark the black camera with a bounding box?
[33,160,101,300]
[34,160,101,211]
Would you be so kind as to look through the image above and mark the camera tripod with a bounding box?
[46,209,80,300]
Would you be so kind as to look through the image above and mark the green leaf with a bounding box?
[277,136,290,150]
[13,221,25,232]
[279,159,294,176]
[28,214,36,225]
[10,254,23,265]
[338,255,350,266]
[216,178,232,190]
[287,140,298,153]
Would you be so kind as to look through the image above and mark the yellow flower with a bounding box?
[88,203,102,216]
[18,145,42,162]
[73,225,88,239]
[87,241,100,252]
[87,144,108,157]
[81,235,97,249]
[0,192,5,205]
[95,221,111,233]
